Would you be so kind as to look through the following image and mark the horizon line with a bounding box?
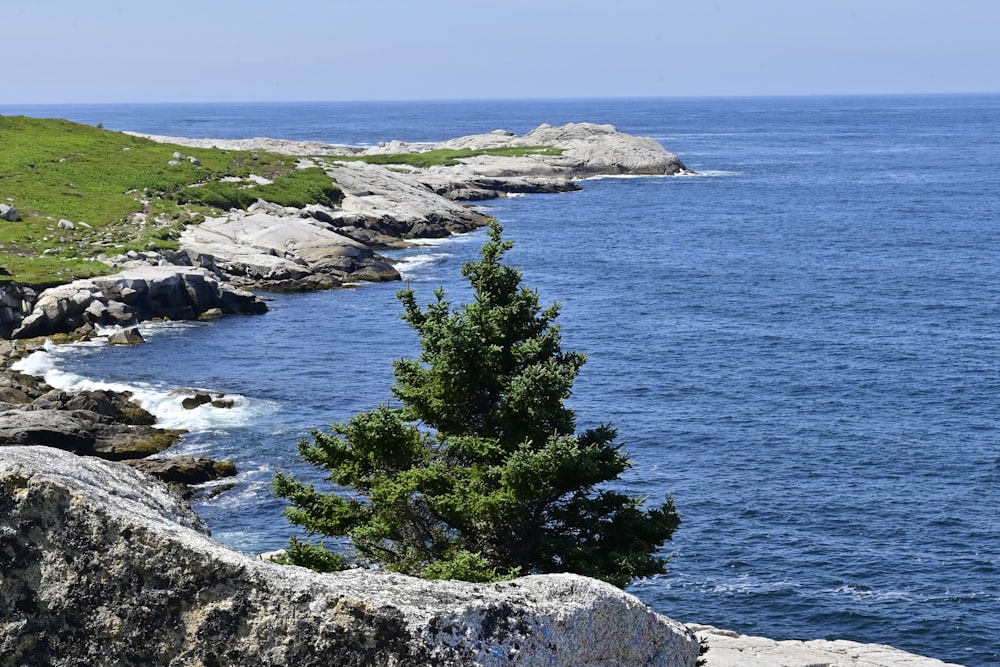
[3,91,1000,108]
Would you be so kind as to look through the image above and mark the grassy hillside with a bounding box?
[0,116,341,286]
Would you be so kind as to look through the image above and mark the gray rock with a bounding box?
[0,446,701,667]
[57,219,75,230]
[691,625,963,667]
[12,266,266,338]
[107,327,145,345]
[1,203,21,221]
[0,410,95,453]
[125,455,236,485]
[431,121,691,178]
[323,161,492,239]
[180,392,212,409]
[0,282,36,338]
[105,299,137,326]
[82,298,110,324]
[0,372,179,461]
[180,211,402,289]
[127,132,363,157]
[0,385,32,405]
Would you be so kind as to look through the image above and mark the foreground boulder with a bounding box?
[0,446,701,667]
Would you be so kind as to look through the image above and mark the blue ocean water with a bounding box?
[6,96,999,665]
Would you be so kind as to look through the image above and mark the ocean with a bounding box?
[4,95,999,665]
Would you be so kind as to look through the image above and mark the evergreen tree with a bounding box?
[273,221,679,587]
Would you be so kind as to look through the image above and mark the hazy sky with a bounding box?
[8,0,1000,103]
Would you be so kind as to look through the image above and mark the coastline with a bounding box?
[0,121,691,495]
[0,122,966,666]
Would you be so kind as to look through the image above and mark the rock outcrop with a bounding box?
[179,201,403,290]
[434,122,689,175]
[0,281,37,340]
[124,455,236,485]
[691,625,963,667]
[329,122,692,203]
[0,362,237,491]
[0,446,701,667]
[317,161,494,244]
[12,265,266,339]
[0,374,184,461]
[106,326,145,345]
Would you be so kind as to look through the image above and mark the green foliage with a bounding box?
[422,550,519,583]
[175,168,343,210]
[269,537,348,573]
[275,222,679,587]
[0,116,340,285]
[332,145,564,168]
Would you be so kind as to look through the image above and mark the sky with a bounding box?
[6,0,1000,103]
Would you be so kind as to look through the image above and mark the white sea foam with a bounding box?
[706,574,802,595]
[579,173,674,181]
[405,228,487,247]
[826,584,912,602]
[578,170,739,182]
[394,252,451,279]
[405,236,456,247]
[688,169,741,178]
[387,227,492,280]
[11,348,271,433]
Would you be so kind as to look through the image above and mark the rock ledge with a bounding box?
[1,446,700,667]
[690,625,964,667]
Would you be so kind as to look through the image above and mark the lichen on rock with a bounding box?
[0,446,701,667]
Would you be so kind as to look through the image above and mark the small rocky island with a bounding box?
[0,123,961,666]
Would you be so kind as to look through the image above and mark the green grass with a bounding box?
[0,116,342,286]
[175,169,343,210]
[331,145,564,168]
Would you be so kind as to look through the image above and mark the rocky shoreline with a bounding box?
[0,123,689,485]
[0,124,964,665]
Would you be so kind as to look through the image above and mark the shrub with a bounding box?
[274,222,679,587]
